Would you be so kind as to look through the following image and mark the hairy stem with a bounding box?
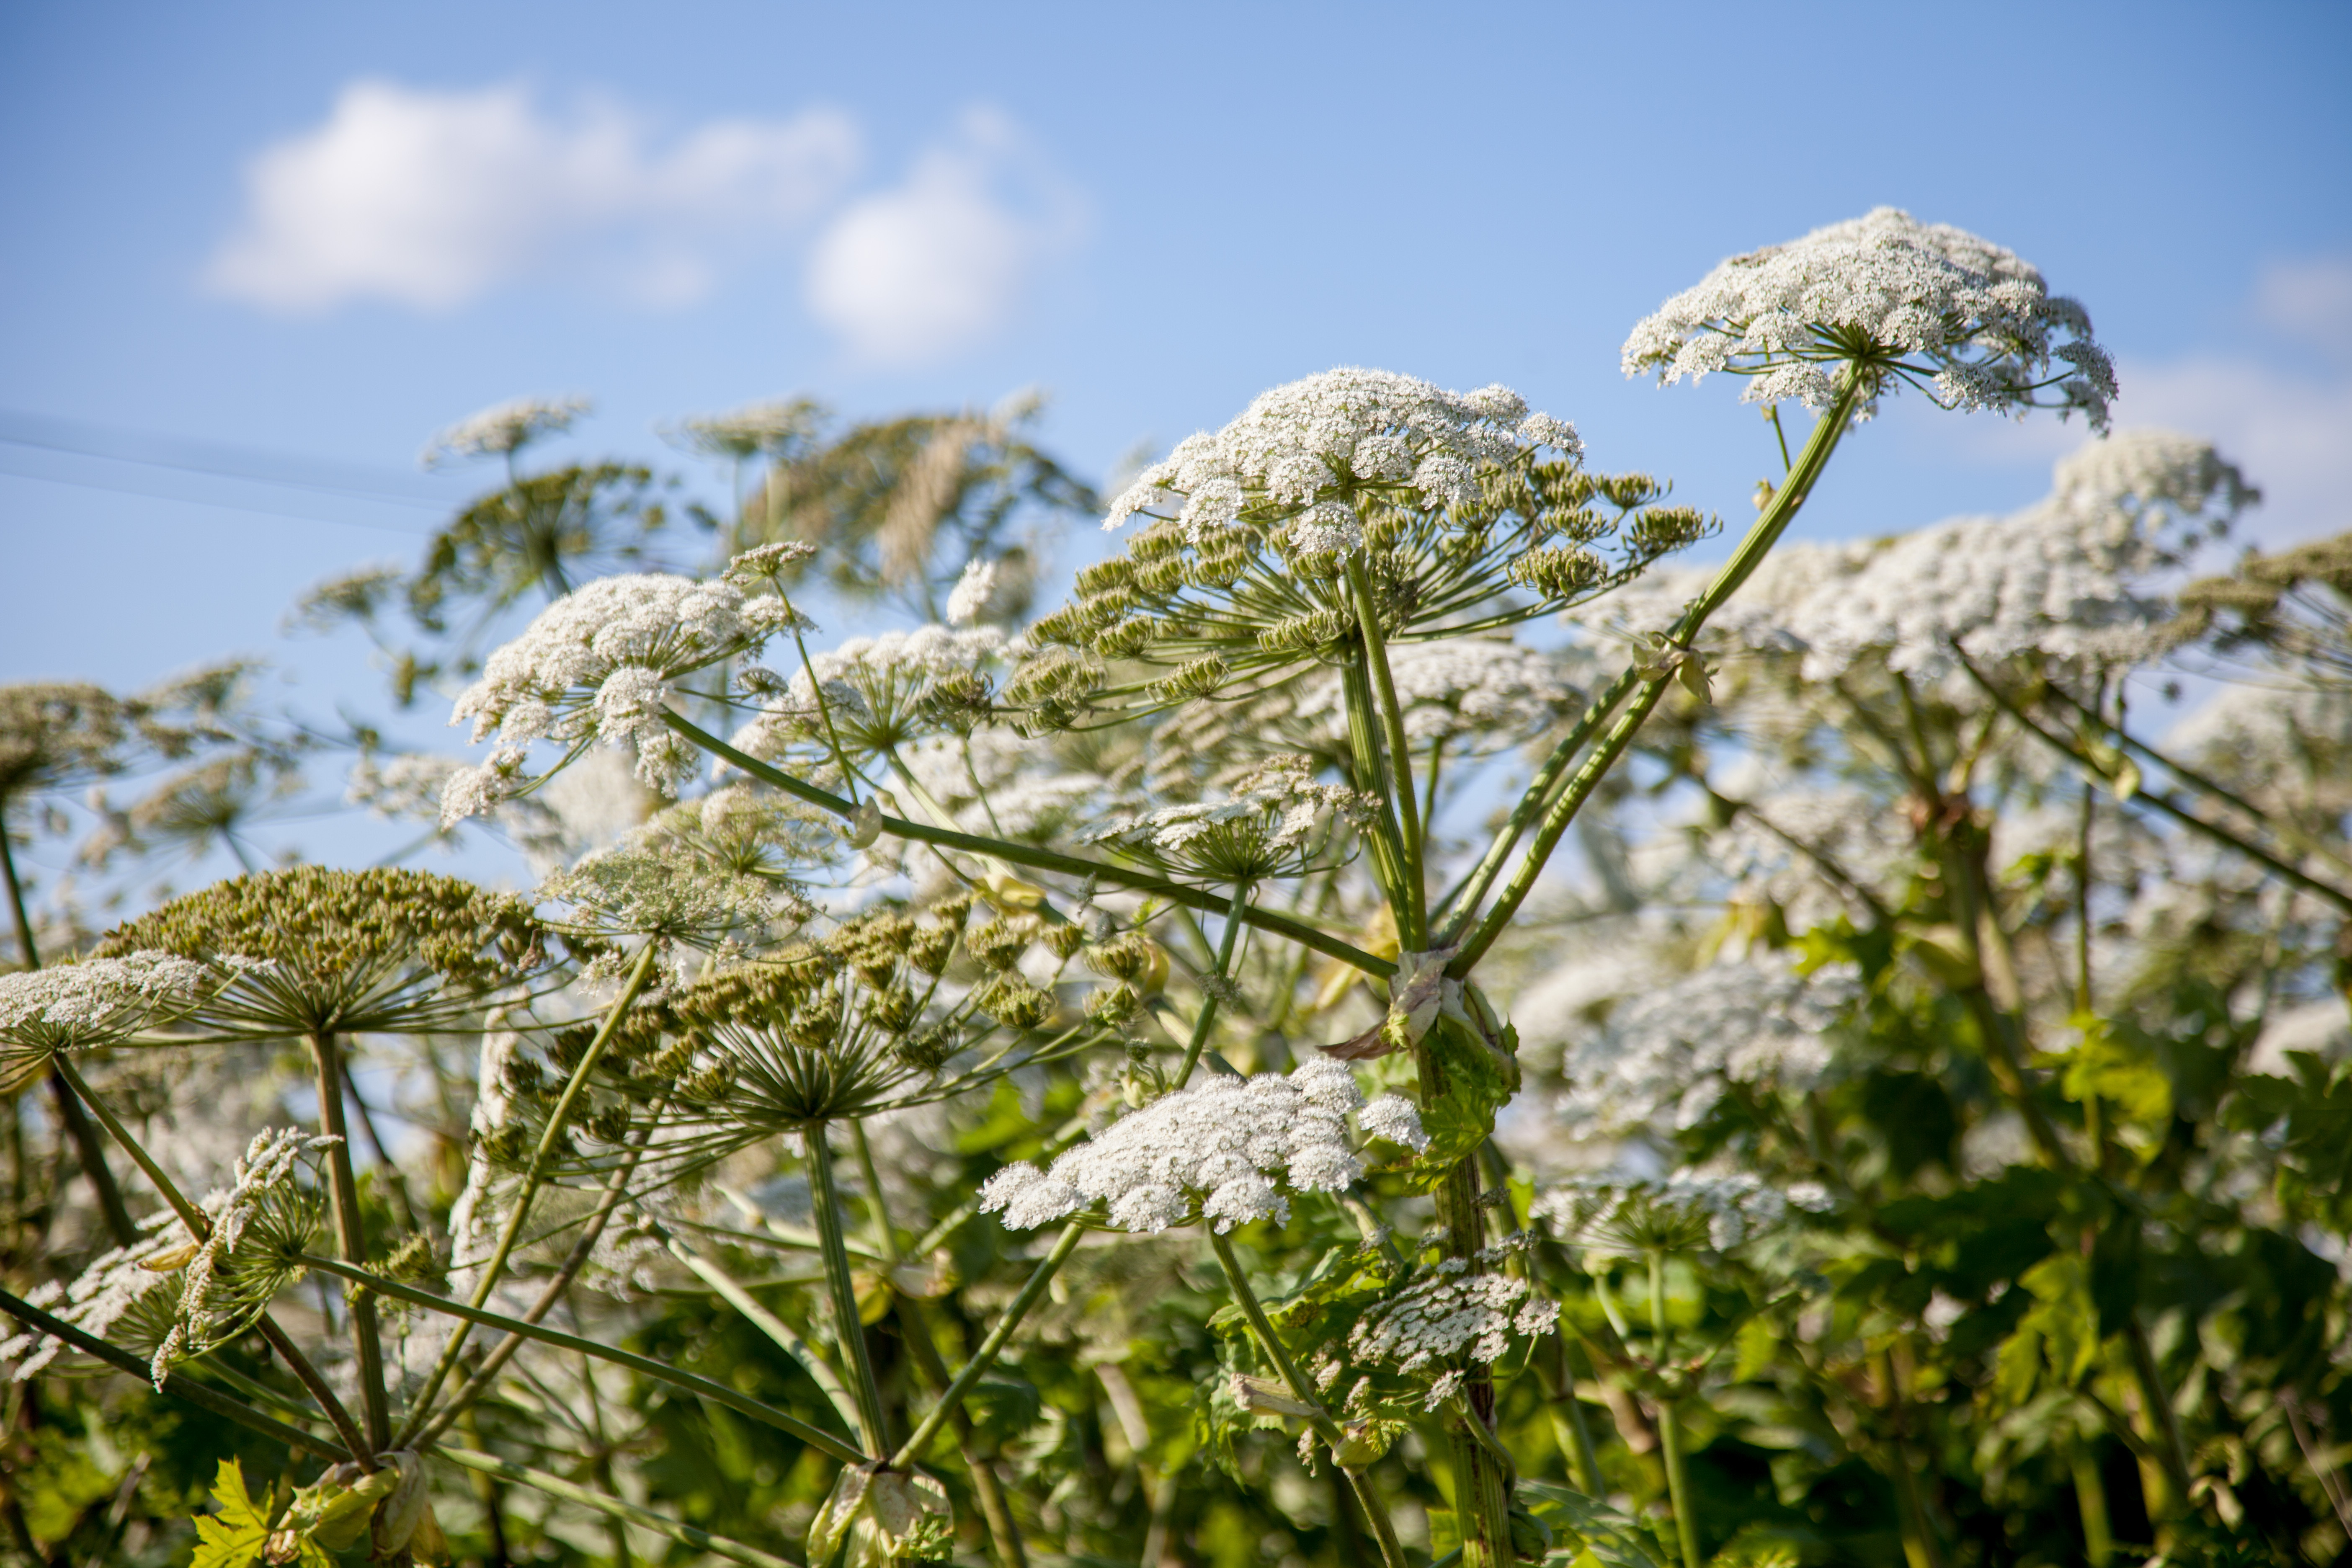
[1348,557,1426,936]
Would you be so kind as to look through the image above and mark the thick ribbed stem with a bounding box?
[1450,373,1862,974]
[1347,557,1426,937]
[806,1126,890,1455]
[308,1029,390,1450]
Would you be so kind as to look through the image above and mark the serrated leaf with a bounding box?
[190,1459,272,1568]
[1519,1480,1668,1567]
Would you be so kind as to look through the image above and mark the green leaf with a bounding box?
[190,1459,273,1568]
[1411,1012,1519,1186]
[1519,1480,1667,1568]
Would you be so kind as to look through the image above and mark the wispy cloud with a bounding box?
[803,107,1084,368]
[206,80,861,313]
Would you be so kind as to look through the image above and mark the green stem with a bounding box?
[804,1126,891,1456]
[665,711,1395,978]
[436,1447,798,1568]
[892,1221,1085,1469]
[1434,687,1626,934]
[1958,655,2352,914]
[0,823,138,1247]
[0,1287,343,1460]
[301,1253,864,1463]
[2072,1444,2115,1568]
[1339,654,1418,945]
[1175,881,1250,1088]
[307,1029,391,1450]
[1649,1252,1702,1568]
[49,1052,371,1462]
[2039,677,2352,879]
[1348,557,1426,936]
[1208,1230,1408,1568]
[395,941,660,1445]
[1450,372,1862,975]
[665,1237,863,1442]
[412,1127,658,1449]
[2124,1318,2196,1511]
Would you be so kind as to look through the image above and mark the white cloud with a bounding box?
[207,80,861,313]
[804,107,1083,367]
[2254,253,2352,361]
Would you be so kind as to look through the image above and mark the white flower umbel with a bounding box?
[444,573,803,822]
[1622,207,2116,429]
[1534,1170,1833,1256]
[155,1127,338,1386]
[1346,1256,1560,1385]
[0,951,221,1086]
[735,624,1008,763]
[946,560,1000,627]
[1104,369,1581,544]
[1297,637,1581,754]
[1553,954,1858,1140]
[980,1057,1425,1234]
[1089,756,1370,882]
[421,395,591,468]
[0,1217,188,1380]
[1783,431,2254,682]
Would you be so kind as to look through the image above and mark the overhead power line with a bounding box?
[0,409,454,507]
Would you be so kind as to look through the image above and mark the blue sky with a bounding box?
[2,0,2348,880]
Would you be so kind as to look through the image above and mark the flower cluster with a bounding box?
[1297,637,1583,754]
[1,1218,189,1380]
[1105,369,1581,544]
[1622,207,2116,428]
[736,623,1007,765]
[1089,756,1373,882]
[667,398,826,462]
[1601,432,2254,686]
[980,1058,1425,1234]
[1534,1170,1831,1256]
[421,395,591,467]
[1547,955,1858,1138]
[1345,1256,1560,1386]
[0,951,221,1087]
[155,1127,337,1384]
[445,573,805,819]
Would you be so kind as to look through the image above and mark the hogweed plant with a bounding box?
[4,207,2349,1568]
